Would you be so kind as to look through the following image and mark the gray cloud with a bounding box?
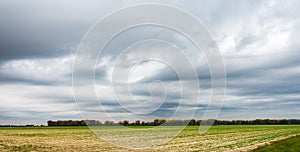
[0,0,300,124]
[0,0,124,63]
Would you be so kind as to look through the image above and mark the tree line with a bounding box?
[47,119,300,126]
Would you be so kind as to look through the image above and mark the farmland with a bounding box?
[251,135,300,152]
[0,125,299,151]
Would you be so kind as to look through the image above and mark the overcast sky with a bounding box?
[0,0,299,125]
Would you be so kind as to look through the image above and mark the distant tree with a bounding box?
[159,119,166,125]
[189,119,196,126]
[105,120,114,126]
[153,119,159,126]
[135,120,141,126]
[123,120,129,126]
[46,119,300,126]
[279,119,288,125]
[196,120,202,125]
[118,121,123,126]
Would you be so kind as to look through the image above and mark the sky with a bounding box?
[0,0,299,125]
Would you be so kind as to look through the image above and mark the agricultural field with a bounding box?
[251,135,300,152]
[0,125,299,151]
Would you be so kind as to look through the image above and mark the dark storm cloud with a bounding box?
[0,109,79,121]
[0,73,55,85]
[246,98,300,109]
[227,65,300,96]
[0,0,117,63]
[151,102,238,118]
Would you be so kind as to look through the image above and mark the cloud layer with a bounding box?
[0,0,299,125]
